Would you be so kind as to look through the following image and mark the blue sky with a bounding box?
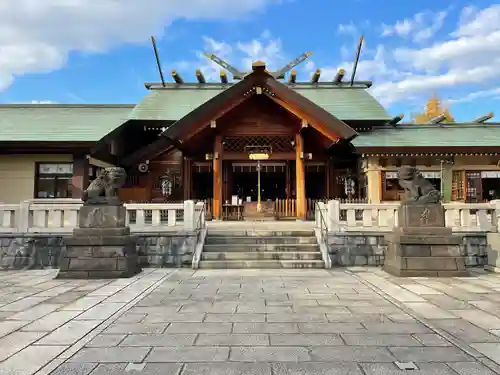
[0,0,499,122]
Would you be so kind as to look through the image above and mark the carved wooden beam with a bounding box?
[333,69,345,83]
[386,114,404,127]
[429,114,446,124]
[220,70,228,84]
[196,69,206,84]
[171,70,184,84]
[473,112,494,123]
[311,69,321,83]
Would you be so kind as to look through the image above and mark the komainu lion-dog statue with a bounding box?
[82,167,127,204]
[397,166,441,204]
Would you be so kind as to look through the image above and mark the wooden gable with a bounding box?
[120,63,358,166]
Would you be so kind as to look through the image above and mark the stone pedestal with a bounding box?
[486,233,500,273]
[384,203,468,277]
[56,203,141,279]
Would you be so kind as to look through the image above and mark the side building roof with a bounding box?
[353,123,500,148]
[0,104,134,142]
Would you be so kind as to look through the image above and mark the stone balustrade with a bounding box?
[316,200,498,233]
[0,200,205,234]
[0,199,496,234]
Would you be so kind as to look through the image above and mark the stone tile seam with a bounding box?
[34,269,180,375]
[4,279,123,324]
[344,270,500,374]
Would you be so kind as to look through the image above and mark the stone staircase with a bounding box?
[199,229,324,269]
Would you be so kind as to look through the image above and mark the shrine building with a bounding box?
[1,58,500,220]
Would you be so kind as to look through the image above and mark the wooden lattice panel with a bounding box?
[223,136,295,153]
[451,170,464,201]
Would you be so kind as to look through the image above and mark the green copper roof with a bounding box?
[294,87,389,121]
[352,124,500,148]
[0,105,133,142]
[128,85,390,121]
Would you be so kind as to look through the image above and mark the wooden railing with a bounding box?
[317,200,498,233]
[0,200,205,234]
[275,199,296,218]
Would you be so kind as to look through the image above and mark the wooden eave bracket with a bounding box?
[262,91,338,143]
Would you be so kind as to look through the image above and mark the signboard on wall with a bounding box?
[384,171,441,179]
[481,171,500,178]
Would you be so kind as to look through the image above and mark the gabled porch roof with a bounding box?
[123,62,358,165]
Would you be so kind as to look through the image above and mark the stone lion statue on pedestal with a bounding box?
[397,166,441,204]
[82,167,127,204]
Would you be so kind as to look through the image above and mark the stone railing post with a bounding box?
[195,202,205,229]
[490,200,500,230]
[327,200,340,232]
[315,202,325,228]
[183,200,195,231]
[18,200,31,233]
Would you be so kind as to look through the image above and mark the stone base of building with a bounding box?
[383,203,468,277]
[486,233,500,273]
[56,203,142,279]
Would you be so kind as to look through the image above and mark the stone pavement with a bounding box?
[0,269,498,374]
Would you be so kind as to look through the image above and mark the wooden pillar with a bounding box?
[366,157,382,203]
[71,155,89,199]
[213,135,223,220]
[295,133,306,220]
[183,157,192,200]
[441,162,453,202]
[226,163,233,200]
[222,162,230,203]
[285,161,291,198]
[326,158,333,199]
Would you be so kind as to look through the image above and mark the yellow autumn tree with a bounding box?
[414,94,455,124]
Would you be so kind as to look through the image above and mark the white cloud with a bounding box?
[175,4,500,112]
[338,22,358,36]
[447,88,500,104]
[454,4,500,37]
[0,0,278,91]
[30,100,57,104]
[369,4,500,106]
[173,32,293,82]
[7,100,58,104]
[381,10,448,43]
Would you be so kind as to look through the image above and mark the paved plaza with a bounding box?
[0,269,499,374]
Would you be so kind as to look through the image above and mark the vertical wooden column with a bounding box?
[227,163,233,200]
[213,135,223,220]
[71,155,89,199]
[222,162,229,203]
[183,157,192,200]
[366,157,382,203]
[285,161,291,198]
[325,158,332,199]
[295,133,306,220]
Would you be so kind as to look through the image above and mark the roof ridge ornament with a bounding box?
[202,52,313,80]
[473,112,494,123]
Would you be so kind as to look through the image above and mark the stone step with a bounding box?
[198,260,325,269]
[201,251,322,261]
[205,236,317,245]
[203,244,320,252]
[207,230,315,237]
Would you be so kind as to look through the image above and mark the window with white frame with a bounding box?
[35,162,97,198]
